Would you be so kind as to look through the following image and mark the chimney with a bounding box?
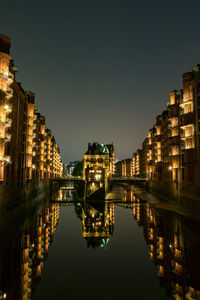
[0,34,11,55]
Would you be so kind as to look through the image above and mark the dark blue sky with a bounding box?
[1,0,200,162]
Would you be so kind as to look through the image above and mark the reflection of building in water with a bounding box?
[121,188,134,209]
[54,188,74,202]
[21,203,59,300]
[55,189,63,202]
[132,200,200,299]
[82,201,114,248]
[0,203,59,300]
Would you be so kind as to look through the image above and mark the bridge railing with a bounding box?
[111,176,147,181]
[51,176,84,181]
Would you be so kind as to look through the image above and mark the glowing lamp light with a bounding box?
[5,157,10,163]
[95,174,101,180]
[168,166,172,170]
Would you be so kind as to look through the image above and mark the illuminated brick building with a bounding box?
[114,161,122,177]
[45,128,52,179]
[133,65,200,204]
[6,81,28,186]
[124,158,132,177]
[141,138,148,177]
[0,34,63,185]
[26,91,35,182]
[115,158,132,177]
[180,70,200,187]
[121,160,126,176]
[168,90,181,182]
[132,150,142,177]
[83,142,114,193]
[0,34,13,181]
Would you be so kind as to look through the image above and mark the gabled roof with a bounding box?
[85,143,110,155]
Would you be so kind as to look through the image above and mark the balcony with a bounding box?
[7,72,14,85]
[180,131,194,139]
[0,68,8,76]
[5,117,12,127]
[169,148,179,156]
[26,140,33,146]
[0,120,6,128]
[27,120,33,128]
[27,112,34,119]
[26,151,32,156]
[0,155,10,163]
[180,112,195,126]
[168,117,179,128]
[180,96,192,104]
[0,70,13,86]
[0,104,12,113]
[174,248,182,263]
[168,132,179,139]
[8,72,14,80]
[6,87,13,97]
[172,262,182,275]
[0,133,12,141]
[168,135,179,146]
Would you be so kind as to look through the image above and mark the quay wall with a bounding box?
[118,179,200,213]
[149,181,200,212]
[0,180,51,216]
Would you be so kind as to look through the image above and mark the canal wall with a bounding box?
[118,179,200,213]
[0,180,51,216]
[149,181,200,213]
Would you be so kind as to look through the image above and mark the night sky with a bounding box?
[1,0,200,162]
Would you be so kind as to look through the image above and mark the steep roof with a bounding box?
[85,143,109,155]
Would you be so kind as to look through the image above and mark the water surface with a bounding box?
[0,185,200,300]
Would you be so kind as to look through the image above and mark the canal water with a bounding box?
[0,184,200,300]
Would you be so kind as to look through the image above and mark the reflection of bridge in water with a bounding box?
[50,176,85,198]
[50,175,85,184]
[51,176,147,201]
[110,176,147,183]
